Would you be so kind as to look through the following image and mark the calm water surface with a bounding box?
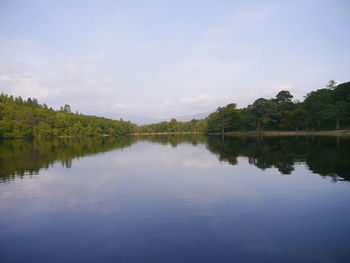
[1,135,350,263]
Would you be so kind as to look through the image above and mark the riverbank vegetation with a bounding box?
[207,81,350,133]
[0,94,135,138]
[1,80,349,138]
[134,118,207,134]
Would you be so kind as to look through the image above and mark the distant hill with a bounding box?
[161,112,210,123]
[114,113,158,125]
[118,112,210,125]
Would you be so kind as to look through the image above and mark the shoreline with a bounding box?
[2,130,350,139]
[208,130,350,137]
[130,132,203,135]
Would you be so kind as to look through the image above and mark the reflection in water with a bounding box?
[207,136,350,182]
[0,136,134,181]
[1,135,350,263]
[1,135,350,182]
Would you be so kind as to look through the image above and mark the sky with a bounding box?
[0,0,349,122]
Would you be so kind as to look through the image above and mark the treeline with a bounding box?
[135,118,207,133]
[207,81,350,133]
[0,94,136,138]
[1,80,349,138]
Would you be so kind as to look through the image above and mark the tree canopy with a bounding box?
[0,93,136,138]
[1,80,349,138]
[205,81,350,133]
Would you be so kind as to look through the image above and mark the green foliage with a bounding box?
[207,103,239,133]
[251,98,278,132]
[274,90,293,104]
[0,93,136,138]
[135,118,207,133]
[205,81,350,133]
[1,80,349,138]
[35,122,52,138]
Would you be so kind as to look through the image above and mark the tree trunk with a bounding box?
[221,115,224,135]
[336,118,340,130]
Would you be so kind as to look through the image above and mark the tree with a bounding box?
[217,103,238,134]
[275,90,293,104]
[0,93,137,138]
[207,112,221,133]
[303,89,333,129]
[326,80,336,90]
[170,118,179,132]
[332,82,350,129]
[68,122,83,135]
[283,107,308,131]
[238,108,255,131]
[35,122,52,138]
[63,104,71,113]
[251,98,277,133]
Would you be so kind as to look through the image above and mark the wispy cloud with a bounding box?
[1,1,349,121]
[181,94,211,104]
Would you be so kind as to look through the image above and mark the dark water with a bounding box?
[1,135,350,263]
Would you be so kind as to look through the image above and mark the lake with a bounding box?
[1,135,350,263]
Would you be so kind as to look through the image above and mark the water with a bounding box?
[1,135,350,263]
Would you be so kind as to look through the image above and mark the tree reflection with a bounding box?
[1,135,349,182]
[0,136,135,182]
[206,136,350,181]
[133,134,208,147]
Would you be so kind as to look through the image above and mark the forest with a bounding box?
[0,80,349,138]
[135,118,207,133]
[206,80,350,133]
[0,94,135,138]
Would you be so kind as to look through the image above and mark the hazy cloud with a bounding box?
[0,0,349,122]
[181,94,211,104]
[157,99,175,110]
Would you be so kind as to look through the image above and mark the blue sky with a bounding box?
[0,0,349,121]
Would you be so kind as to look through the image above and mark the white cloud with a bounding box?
[179,93,235,112]
[0,6,274,119]
[0,58,129,113]
[0,62,62,99]
[181,94,211,104]
[1,1,347,121]
[0,75,11,81]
